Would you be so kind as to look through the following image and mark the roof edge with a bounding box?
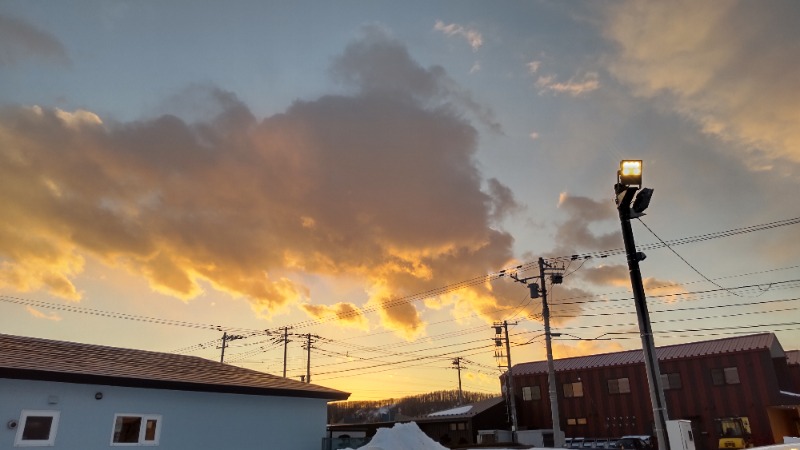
[1,368,350,401]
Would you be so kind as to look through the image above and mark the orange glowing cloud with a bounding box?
[0,29,517,336]
[300,302,368,330]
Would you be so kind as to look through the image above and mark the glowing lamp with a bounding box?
[619,160,643,186]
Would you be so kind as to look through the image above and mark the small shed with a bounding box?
[411,396,509,447]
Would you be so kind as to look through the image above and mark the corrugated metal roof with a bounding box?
[0,333,349,400]
[787,350,800,366]
[512,333,783,376]
[412,396,505,422]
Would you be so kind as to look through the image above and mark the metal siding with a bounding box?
[513,341,790,448]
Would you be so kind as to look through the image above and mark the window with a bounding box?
[111,414,161,446]
[15,410,60,447]
[712,367,740,386]
[661,372,682,390]
[608,377,631,394]
[567,417,587,426]
[724,367,740,384]
[564,381,584,398]
[522,385,541,401]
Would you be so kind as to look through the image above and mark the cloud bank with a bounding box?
[601,1,800,170]
[0,29,517,338]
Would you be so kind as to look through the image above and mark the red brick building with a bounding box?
[506,333,800,450]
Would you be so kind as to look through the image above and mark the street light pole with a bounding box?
[615,161,670,450]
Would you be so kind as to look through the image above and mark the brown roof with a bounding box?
[0,333,349,400]
[512,333,785,376]
[787,350,800,366]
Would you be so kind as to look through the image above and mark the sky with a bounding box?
[1,1,799,402]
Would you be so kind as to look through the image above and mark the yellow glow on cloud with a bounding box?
[25,305,62,321]
[0,31,518,339]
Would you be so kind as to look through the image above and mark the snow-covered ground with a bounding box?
[342,422,800,450]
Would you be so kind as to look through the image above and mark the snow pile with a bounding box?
[344,422,448,450]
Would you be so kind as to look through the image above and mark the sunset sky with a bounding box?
[1,1,799,401]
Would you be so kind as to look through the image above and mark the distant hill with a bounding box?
[328,390,498,424]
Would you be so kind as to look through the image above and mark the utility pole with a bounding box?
[219,332,243,363]
[509,262,564,447]
[538,257,564,448]
[302,334,319,383]
[452,357,465,405]
[495,321,519,441]
[220,332,228,363]
[615,160,669,450]
[276,326,292,378]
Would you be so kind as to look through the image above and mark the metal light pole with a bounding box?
[615,160,670,450]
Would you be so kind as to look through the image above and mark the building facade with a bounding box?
[1,333,349,449]
[506,333,800,450]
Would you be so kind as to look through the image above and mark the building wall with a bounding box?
[514,349,790,450]
[1,378,330,450]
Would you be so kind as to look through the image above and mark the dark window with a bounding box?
[15,411,59,446]
[112,414,161,445]
[724,367,740,384]
[608,377,631,394]
[531,385,541,400]
[712,367,740,386]
[523,385,542,401]
[22,416,54,441]
[114,417,142,443]
[564,381,584,398]
[661,372,682,390]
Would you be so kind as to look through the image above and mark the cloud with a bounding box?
[0,14,70,66]
[433,20,483,51]
[526,60,541,75]
[25,305,62,321]
[580,264,684,298]
[300,302,368,330]
[0,31,518,337]
[535,72,599,97]
[601,1,800,168]
[552,338,625,359]
[551,193,620,256]
[331,26,501,133]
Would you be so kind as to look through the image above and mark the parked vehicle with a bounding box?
[716,417,753,449]
[618,436,653,450]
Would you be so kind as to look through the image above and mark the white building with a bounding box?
[0,333,349,449]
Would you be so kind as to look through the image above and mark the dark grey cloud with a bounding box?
[0,14,70,66]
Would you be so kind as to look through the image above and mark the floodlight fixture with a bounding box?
[619,160,643,186]
[632,188,654,214]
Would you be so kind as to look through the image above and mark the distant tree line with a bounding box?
[328,390,497,424]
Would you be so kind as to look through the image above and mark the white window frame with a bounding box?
[110,414,162,446]
[14,410,60,447]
